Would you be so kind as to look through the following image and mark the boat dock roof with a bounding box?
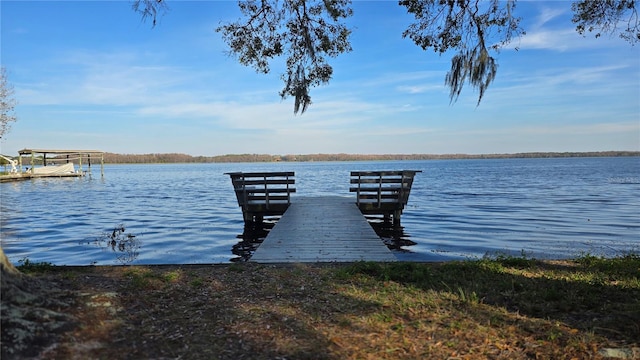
[18,149,104,155]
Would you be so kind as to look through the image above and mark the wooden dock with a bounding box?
[250,196,397,263]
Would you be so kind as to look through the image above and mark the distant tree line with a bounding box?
[102,153,276,164]
[100,151,640,164]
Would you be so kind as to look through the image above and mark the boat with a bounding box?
[0,149,104,182]
[31,162,77,175]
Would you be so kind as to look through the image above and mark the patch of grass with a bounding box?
[189,277,204,288]
[16,257,55,273]
[491,251,537,268]
[456,286,480,304]
[576,252,640,276]
[162,269,183,283]
[336,261,432,286]
[338,255,640,345]
[228,262,247,272]
[335,261,384,279]
[121,267,160,289]
[11,255,640,359]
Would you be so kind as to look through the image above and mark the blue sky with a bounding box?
[1,0,639,156]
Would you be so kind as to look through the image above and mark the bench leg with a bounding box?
[383,212,392,224]
[244,212,264,225]
[393,210,402,227]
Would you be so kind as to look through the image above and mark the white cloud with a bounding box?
[517,29,580,51]
[513,28,615,52]
[512,3,632,52]
[534,6,568,28]
[467,121,640,137]
[396,84,442,94]
[484,63,637,107]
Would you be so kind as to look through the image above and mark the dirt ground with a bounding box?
[2,260,639,360]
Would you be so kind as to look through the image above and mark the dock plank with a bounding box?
[250,196,397,263]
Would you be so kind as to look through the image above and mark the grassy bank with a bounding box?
[4,254,639,359]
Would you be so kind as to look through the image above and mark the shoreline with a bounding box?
[98,150,639,164]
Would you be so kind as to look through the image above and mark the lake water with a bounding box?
[1,157,639,265]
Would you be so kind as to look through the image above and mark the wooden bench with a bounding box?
[226,171,296,224]
[350,170,421,225]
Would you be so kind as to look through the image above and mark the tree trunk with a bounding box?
[1,246,20,276]
[1,247,75,358]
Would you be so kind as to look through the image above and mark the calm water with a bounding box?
[1,157,639,265]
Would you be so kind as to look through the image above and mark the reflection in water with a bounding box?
[91,225,141,264]
[366,217,417,253]
[231,217,279,262]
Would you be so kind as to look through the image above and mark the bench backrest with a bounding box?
[350,170,421,208]
[226,172,296,210]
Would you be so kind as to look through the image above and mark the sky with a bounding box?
[1,0,639,156]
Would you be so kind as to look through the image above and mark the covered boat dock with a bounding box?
[0,149,104,182]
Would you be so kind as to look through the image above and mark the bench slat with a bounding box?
[246,195,291,201]
[350,170,420,177]
[349,178,411,184]
[235,188,297,193]
[226,171,294,177]
[236,196,293,203]
[354,195,402,201]
[232,179,295,186]
[349,186,408,192]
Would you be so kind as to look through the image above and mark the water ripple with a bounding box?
[1,158,639,265]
